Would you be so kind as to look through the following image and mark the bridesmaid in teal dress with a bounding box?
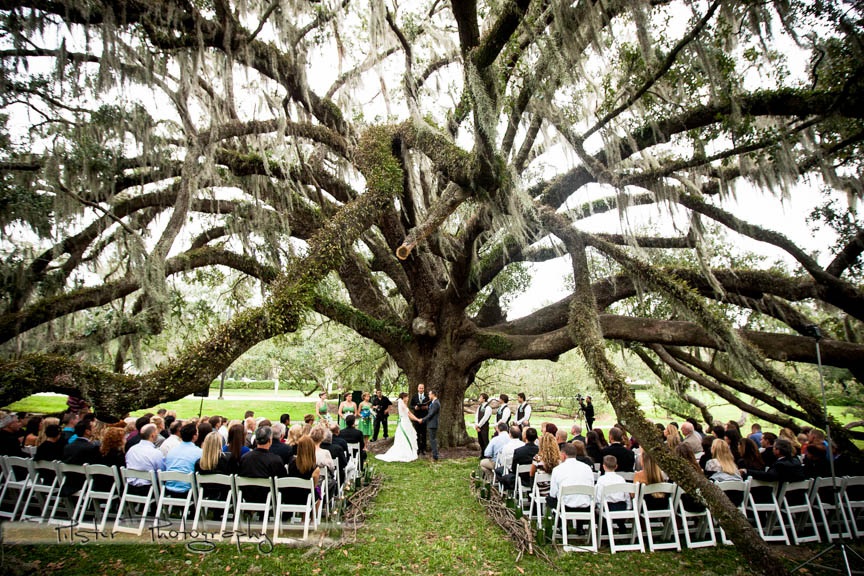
[358,391,374,441]
[338,391,357,427]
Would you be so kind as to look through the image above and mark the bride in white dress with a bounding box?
[377,392,419,462]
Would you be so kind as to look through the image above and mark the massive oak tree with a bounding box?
[1,2,863,572]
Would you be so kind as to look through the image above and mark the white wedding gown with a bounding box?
[376,398,418,462]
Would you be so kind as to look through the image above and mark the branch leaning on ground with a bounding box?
[470,477,556,566]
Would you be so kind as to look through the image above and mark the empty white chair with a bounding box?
[810,476,851,541]
[113,468,158,535]
[842,475,864,538]
[233,476,274,536]
[345,442,362,483]
[778,478,819,544]
[153,470,198,532]
[513,464,534,510]
[675,486,716,548]
[714,478,750,545]
[551,484,596,552]
[638,482,680,552]
[273,477,317,541]
[597,482,643,553]
[47,462,87,525]
[77,464,122,532]
[0,456,35,520]
[193,473,235,537]
[528,471,551,528]
[747,479,789,544]
[21,459,60,522]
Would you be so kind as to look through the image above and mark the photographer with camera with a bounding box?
[578,394,595,431]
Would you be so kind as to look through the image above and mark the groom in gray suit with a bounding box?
[421,390,441,461]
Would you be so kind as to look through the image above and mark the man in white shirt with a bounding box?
[495,394,511,427]
[159,420,183,457]
[494,426,524,475]
[548,443,594,512]
[479,422,510,482]
[125,424,166,495]
[594,455,631,510]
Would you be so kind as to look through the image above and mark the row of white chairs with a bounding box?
[512,473,864,553]
[0,451,364,542]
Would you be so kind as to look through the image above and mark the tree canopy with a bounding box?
[1,2,863,571]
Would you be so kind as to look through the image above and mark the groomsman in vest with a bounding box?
[496,394,511,427]
[411,383,430,455]
[514,392,531,432]
[474,393,493,458]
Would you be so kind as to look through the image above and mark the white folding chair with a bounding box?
[617,472,635,481]
[154,470,198,532]
[21,459,60,522]
[779,478,819,544]
[810,476,851,541]
[528,472,551,528]
[638,482,680,552]
[551,484,597,552]
[714,478,750,545]
[0,456,35,520]
[193,473,235,537]
[597,482,643,553]
[77,464,122,532]
[842,475,864,538]
[233,476,274,536]
[495,452,513,493]
[675,486,716,548]
[47,462,87,525]
[113,468,158,535]
[346,442,362,483]
[273,477,317,542]
[513,464,533,510]
[747,479,789,544]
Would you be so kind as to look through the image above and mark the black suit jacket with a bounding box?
[509,442,539,475]
[269,441,293,467]
[748,456,806,484]
[410,393,430,418]
[601,443,635,472]
[238,448,287,479]
[422,399,440,429]
[340,427,365,450]
[62,438,101,494]
[35,440,66,462]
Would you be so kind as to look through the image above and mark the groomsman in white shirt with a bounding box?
[514,392,531,432]
[474,393,493,458]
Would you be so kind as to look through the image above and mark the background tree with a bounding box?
[4,2,864,572]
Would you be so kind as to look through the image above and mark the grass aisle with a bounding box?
[3,457,839,576]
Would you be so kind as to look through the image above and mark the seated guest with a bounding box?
[269,423,293,466]
[681,422,702,456]
[760,432,778,468]
[238,426,287,502]
[499,427,539,491]
[585,431,604,464]
[93,427,126,491]
[699,434,715,470]
[124,414,153,452]
[737,437,764,471]
[569,424,585,445]
[480,422,510,483]
[340,415,366,464]
[285,436,321,509]
[595,455,632,530]
[0,412,25,457]
[547,443,594,521]
[321,426,349,482]
[124,423,166,495]
[633,449,669,510]
[531,432,561,499]
[224,423,249,473]
[571,440,595,469]
[160,420,183,457]
[35,424,66,463]
[705,439,743,482]
[23,415,42,448]
[555,429,569,450]
[803,443,830,478]
[196,432,232,502]
[601,426,635,472]
[164,422,202,495]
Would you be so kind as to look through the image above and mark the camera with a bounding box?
[575,393,583,403]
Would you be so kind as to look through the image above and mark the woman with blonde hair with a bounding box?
[37,416,61,446]
[706,438,742,481]
[664,424,681,448]
[287,424,303,446]
[634,448,669,509]
[779,427,802,456]
[530,432,560,499]
[196,432,231,501]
